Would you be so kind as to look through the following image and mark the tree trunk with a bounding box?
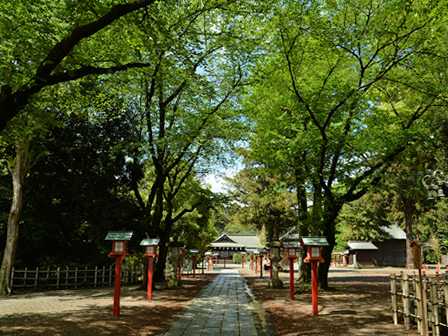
[403,197,414,266]
[0,148,27,296]
[318,205,340,290]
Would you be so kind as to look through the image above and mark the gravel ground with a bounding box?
[0,266,427,336]
[0,273,217,336]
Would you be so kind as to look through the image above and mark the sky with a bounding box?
[203,166,241,193]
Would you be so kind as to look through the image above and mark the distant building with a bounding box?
[345,223,407,267]
[209,232,263,258]
[373,223,406,266]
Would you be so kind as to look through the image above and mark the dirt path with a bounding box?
[0,266,423,336]
[243,267,421,336]
[0,274,216,336]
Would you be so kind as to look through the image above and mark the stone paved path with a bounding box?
[161,269,259,336]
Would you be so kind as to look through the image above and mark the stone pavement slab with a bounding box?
[161,269,259,336]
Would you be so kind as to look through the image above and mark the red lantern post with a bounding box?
[254,252,259,274]
[250,253,254,270]
[105,231,133,316]
[302,236,329,316]
[190,249,199,278]
[140,238,160,300]
[283,242,299,300]
[241,252,246,269]
[205,252,212,271]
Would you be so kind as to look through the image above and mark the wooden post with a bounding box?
[419,269,429,336]
[289,258,295,300]
[23,267,27,288]
[84,266,88,284]
[401,272,411,330]
[312,261,318,316]
[75,267,78,288]
[34,267,39,289]
[444,282,448,331]
[65,266,69,288]
[147,256,154,300]
[113,256,122,316]
[94,266,98,287]
[46,267,50,287]
[430,277,440,336]
[56,266,60,289]
[390,274,398,325]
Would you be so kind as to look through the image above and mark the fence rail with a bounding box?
[11,264,144,291]
[390,271,448,336]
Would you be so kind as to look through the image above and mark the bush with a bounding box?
[233,253,242,264]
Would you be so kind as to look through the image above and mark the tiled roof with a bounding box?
[346,241,379,250]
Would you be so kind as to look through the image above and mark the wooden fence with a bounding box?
[11,264,144,291]
[390,271,448,336]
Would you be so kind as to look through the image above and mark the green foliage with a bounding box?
[225,148,298,240]
[232,253,242,264]
[12,112,143,266]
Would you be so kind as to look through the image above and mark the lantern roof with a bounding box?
[105,231,133,241]
[283,241,301,248]
[140,238,160,246]
[301,236,329,246]
[189,249,199,253]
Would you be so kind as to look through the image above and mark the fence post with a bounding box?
[430,277,440,336]
[23,267,28,288]
[390,274,398,325]
[109,265,113,285]
[93,266,98,288]
[75,267,78,288]
[102,266,105,286]
[10,267,14,290]
[444,278,448,331]
[34,267,39,289]
[415,274,422,334]
[402,272,411,330]
[65,266,69,288]
[46,267,50,286]
[56,266,60,289]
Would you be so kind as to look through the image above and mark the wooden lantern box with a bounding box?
[301,236,329,263]
[282,241,301,259]
[140,238,160,258]
[105,231,133,257]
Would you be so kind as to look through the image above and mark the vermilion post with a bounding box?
[147,256,153,300]
[312,261,318,315]
[193,256,197,278]
[289,258,295,300]
[255,256,258,273]
[260,256,263,278]
[178,258,182,280]
[242,254,245,269]
[113,256,122,316]
[251,256,254,270]
[223,256,227,268]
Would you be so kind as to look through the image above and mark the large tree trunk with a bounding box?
[318,205,341,290]
[402,197,414,267]
[0,147,27,296]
